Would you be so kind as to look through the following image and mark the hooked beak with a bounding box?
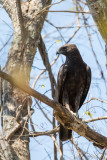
[56,51,60,55]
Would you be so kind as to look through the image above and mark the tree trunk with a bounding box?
[86,0,107,44]
[0,0,52,159]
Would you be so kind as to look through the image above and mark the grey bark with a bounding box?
[0,0,52,159]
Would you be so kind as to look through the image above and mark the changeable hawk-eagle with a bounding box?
[57,44,91,141]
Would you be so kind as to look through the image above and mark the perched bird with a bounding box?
[57,44,91,141]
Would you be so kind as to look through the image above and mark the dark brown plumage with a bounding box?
[57,44,91,141]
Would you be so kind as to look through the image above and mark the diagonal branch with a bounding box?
[16,0,26,42]
[32,54,58,89]
[38,35,57,98]
[72,138,88,160]
[27,126,59,137]
[0,70,107,148]
[84,116,107,123]
[38,35,59,159]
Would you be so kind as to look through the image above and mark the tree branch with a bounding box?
[0,70,107,148]
[16,0,26,42]
[27,127,59,137]
[72,138,88,160]
[86,0,107,43]
[85,116,107,123]
[51,135,63,160]
[38,35,57,98]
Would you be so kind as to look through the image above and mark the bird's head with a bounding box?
[56,44,78,56]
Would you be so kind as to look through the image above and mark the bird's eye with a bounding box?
[62,47,67,50]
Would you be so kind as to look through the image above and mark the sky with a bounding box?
[0,0,107,159]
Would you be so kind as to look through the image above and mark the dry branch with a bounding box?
[28,127,59,137]
[38,35,56,98]
[72,138,88,160]
[85,116,107,123]
[0,70,107,148]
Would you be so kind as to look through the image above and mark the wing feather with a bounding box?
[57,64,68,104]
[79,65,91,108]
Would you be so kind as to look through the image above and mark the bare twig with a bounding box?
[48,10,90,14]
[99,149,106,160]
[38,35,59,159]
[27,99,35,132]
[32,54,59,89]
[16,105,23,121]
[85,116,107,123]
[66,27,80,43]
[59,140,63,160]
[72,138,88,160]
[46,19,96,29]
[38,35,56,98]
[0,35,13,52]
[27,0,64,27]
[51,135,64,160]
[84,97,107,105]
[28,126,59,137]
[36,100,52,124]
[79,4,106,84]
[53,111,58,160]
[5,116,28,141]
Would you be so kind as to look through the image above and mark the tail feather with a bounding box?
[59,124,72,141]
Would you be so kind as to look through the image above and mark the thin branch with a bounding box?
[48,10,90,14]
[38,35,56,98]
[27,0,64,27]
[46,19,96,29]
[28,99,35,132]
[79,4,106,84]
[84,97,107,105]
[85,116,107,123]
[38,36,59,159]
[72,138,88,160]
[0,0,8,10]
[28,126,59,137]
[0,70,107,148]
[59,140,63,160]
[36,100,52,124]
[99,149,106,160]
[32,54,59,89]
[51,135,64,160]
[53,111,58,160]
[0,34,13,52]
[66,27,80,43]
[5,116,28,140]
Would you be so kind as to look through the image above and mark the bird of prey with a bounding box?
[56,44,91,141]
